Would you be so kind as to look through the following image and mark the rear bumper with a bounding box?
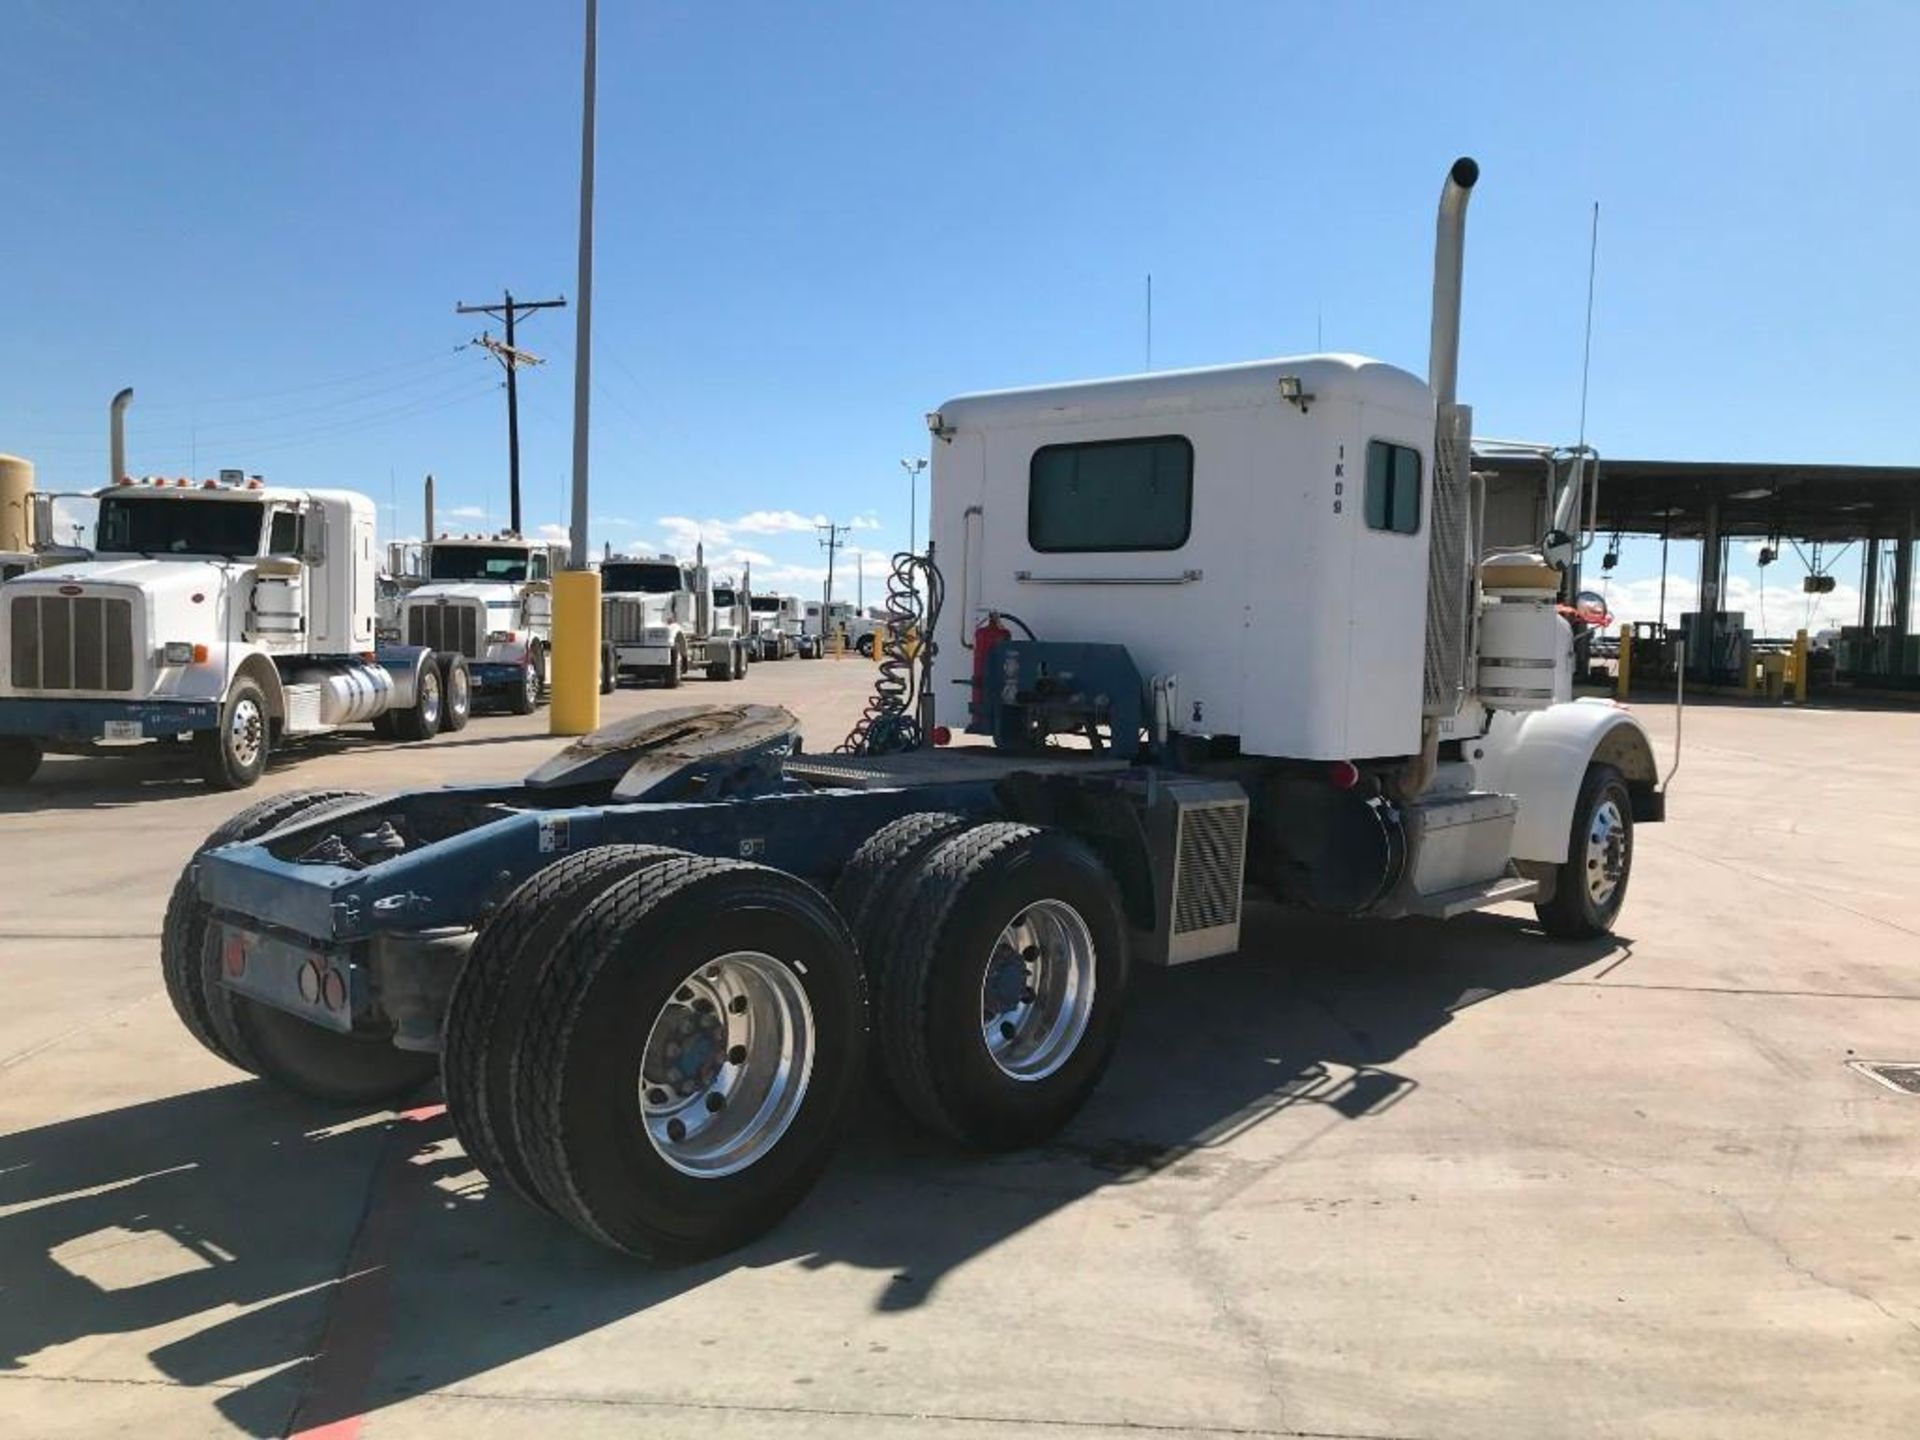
[0,695,222,739]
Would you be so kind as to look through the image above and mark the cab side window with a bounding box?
[530,550,550,581]
[268,509,301,555]
[1365,441,1423,535]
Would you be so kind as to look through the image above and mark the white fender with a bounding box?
[1475,698,1661,864]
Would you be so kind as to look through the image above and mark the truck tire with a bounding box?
[439,654,472,732]
[393,660,443,741]
[514,857,865,1260]
[509,645,544,715]
[705,655,730,682]
[600,644,618,695]
[832,810,974,970]
[1534,762,1634,939]
[731,644,747,681]
[442,844,684,1210]
[662,638,686,689]
[871,823,1131,1149]
[194,677,271,790]
[161,788,371,1074]
[0,737,41,786]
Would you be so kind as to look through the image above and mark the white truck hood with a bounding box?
[6,556,236,599]
[406,582,514,606]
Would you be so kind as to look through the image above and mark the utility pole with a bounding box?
[817,521,851,615]
[456,290,566,535]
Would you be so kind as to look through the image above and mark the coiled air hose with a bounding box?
[838,547,945,755]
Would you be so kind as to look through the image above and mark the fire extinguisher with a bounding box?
[969,612,1012,728]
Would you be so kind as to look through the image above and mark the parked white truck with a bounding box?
[601,544,753,685]
[0,475,464,789]
[398,533,571,714]
[749,592,803,661]
[162,158,1671,1263]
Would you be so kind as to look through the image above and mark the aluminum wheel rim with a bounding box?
[637,950,814,1178]
[980,899,1097,1082]
[523,660,540,706]
[448,666,469,718]
[228,697,264,768]
[419,671,442,727]
[1586,797,1628,907]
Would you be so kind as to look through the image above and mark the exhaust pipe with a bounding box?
[424,473,435,540]
[109,387,134,486]
[1427,157,1478,409]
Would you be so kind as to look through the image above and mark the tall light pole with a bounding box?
[901,456,927,555]
[550,0,602,735]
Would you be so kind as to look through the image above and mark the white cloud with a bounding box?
[443,505,486,520]
[535,523,571,544]
[849,511,883,531]
[732,509,828,535]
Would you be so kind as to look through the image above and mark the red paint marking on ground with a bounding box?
[286,1105,445,1440]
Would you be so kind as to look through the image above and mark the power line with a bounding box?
[457,290,567,535]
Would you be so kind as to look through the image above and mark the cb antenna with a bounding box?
[1576,200,1600,452]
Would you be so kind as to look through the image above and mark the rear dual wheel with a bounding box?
[847,820,1132,1148]
[160,788,436,1104]
[445,848,865,1260]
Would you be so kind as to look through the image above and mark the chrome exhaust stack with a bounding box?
[1420,157,1481,725]
[109,387,133,487]
[1428,157,1478,410]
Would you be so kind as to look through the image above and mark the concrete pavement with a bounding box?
[1,665,1916,1438]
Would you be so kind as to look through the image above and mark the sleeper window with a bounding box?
[1028,436,1193,553]
[1365,441,1422,535]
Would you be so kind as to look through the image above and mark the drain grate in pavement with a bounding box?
[1849,1060,1920,1095]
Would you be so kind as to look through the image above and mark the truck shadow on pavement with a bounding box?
[0,906,1621,1436]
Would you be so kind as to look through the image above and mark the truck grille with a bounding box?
[406,602,481,657]
[602,596,652,644]
[8,594,136,692]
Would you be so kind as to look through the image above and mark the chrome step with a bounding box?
[1405,873,1540,919]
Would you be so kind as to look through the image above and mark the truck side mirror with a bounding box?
[29,493,57,551]
[300,510,326,564]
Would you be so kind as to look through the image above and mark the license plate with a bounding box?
[102,720,143,741]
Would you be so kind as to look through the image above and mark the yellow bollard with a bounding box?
[1616,623,1633,699]
[549,568,603,736]
[1792,628,1809,703]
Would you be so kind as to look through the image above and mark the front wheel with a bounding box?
[1534,763,1634,939]
[508,645,544,715]
[194,678,270,790]
[870,823,1131,1149]
[438,654,472,732]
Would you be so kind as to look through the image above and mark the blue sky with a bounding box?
[3,1,1916,613]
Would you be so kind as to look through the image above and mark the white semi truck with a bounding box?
[398,533,573,714]
[749,593,803,660]
[167,157,1670,1263]
[601,544,753,685]
[0,476,464,789]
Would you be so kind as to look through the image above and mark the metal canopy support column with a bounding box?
[1895,494,1916,677]
[1695,490,1722,677]
[1861,532,1880,631]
